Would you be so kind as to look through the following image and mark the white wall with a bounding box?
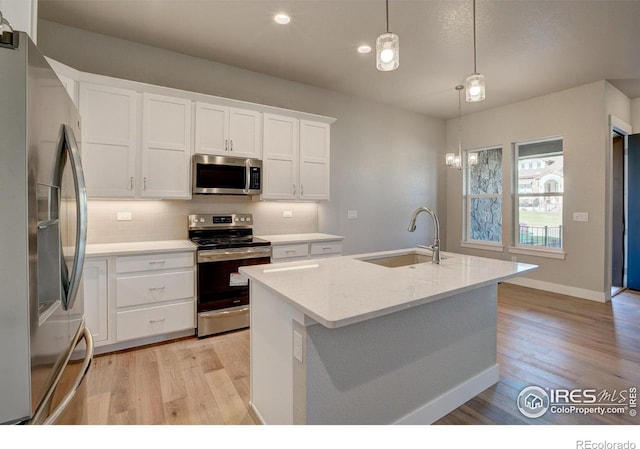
[37,20,445,255]
[445,81,613,299]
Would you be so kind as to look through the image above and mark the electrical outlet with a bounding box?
[117,212,132,221]
[347,210,358,219]
[282,210,293,218]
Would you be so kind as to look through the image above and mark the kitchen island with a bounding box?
[239,247,537,425]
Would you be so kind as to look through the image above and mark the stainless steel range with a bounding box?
[189,214,271,337]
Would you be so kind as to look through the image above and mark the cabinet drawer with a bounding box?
[116,251,194,273]
[271,243,309,260]
[116,300,195,342]
[310,241,342,256]
[116,270,194,308]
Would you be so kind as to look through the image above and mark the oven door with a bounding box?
[196,246,271,336]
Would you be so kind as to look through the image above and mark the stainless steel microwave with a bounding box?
[192,154,262,195]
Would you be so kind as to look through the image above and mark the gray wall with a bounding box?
[37,20,446,255]
[445,81,620,297]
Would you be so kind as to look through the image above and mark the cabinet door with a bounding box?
[262,113,299,200]
[83,259,109,344]
[80,83,138,198]
[299,120,330,201]
[194,102,229,155]
[141,93,192,199]
[228,107,262,158]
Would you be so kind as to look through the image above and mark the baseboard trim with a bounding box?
[504,277,608,302]
[394,364,500,425]
[248,401,266,425]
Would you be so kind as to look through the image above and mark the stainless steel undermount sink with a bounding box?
[357,250,446,268]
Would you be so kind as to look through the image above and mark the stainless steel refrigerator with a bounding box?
[0,30,93,425]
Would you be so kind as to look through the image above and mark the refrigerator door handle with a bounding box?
[55,124,88,311]
[31,323,94,425]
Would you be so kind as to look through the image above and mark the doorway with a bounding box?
[628,134,640,291]
[611,133,625,295]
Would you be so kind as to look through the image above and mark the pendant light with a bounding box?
[376,0,399,71]
[446,85,478,170]
[465,0,485,102]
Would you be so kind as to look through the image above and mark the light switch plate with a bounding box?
[347,210,358,219]
[282,210,293,218]
[573,212,589,222]
[117,211,132,221]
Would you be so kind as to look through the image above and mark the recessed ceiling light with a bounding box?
[357,45,372,54]
[274,13,291,25]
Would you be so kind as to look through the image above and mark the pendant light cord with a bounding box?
[457,85,463,157]
[386,0,390,33]
[472,0,477,74]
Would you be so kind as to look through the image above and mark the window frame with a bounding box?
[463,146,504,247]
[512,136,564,253]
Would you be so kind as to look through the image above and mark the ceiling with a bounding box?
[38,0,640,120]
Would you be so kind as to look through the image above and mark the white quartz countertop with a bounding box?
[240,247,537,328]
[256,233,344,244]
[85,239,196,257]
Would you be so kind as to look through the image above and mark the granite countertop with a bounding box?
[256,233,344,244]
[85,239,197,257]
[240,247,537,328]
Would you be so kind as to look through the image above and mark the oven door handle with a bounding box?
[200,306,250,319]
[198,246,272,263]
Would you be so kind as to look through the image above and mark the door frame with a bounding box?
[605,115,632,299]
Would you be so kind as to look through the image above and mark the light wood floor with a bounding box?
[59,284,640,425]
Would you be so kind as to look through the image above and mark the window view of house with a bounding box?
[466,147,502,242]
[514,139,563,248]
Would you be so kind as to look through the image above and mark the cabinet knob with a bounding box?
[301,184,304,195]
[143,177,147,190]
[229,139,233,151]
[225,139,229,151]
[129,177,134,190]
[293,184,296,195]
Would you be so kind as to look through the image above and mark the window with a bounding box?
[465,147,502,243]
[514,138,563,249]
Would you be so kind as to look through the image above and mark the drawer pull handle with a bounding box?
[148,286,166,292]
[149,318,166,323]
[149,261,166,265]
[323,247,331,251]
[285,250,296,255]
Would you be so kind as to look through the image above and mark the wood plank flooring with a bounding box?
[58,284,640,425]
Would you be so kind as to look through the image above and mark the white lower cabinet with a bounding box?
[271,238,343,263]
[82,259,110,345]
[116,300,194,342]
[83,250,196,352]
[115,251,195,343]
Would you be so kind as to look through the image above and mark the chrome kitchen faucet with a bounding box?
[407,207,441,264]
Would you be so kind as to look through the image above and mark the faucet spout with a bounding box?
[407,207,441,264]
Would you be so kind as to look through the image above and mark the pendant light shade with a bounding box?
[465,73,485,102]
[465,0,485,102]
[376,0,399,71]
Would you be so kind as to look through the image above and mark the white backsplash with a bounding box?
[86,197,319,244]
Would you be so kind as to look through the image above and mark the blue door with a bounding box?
[628,134,640,290]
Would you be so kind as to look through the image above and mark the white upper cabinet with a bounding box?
[141,93,192,199]
[80,83,138,198]
[262,113,299,200]
[195,102,262,159]
[299,120,330,201]
[262,115,330,201]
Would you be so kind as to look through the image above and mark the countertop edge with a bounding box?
[256,233,344,244]
[85,240,197,257]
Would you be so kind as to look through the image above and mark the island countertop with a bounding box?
[240,247,537,328]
